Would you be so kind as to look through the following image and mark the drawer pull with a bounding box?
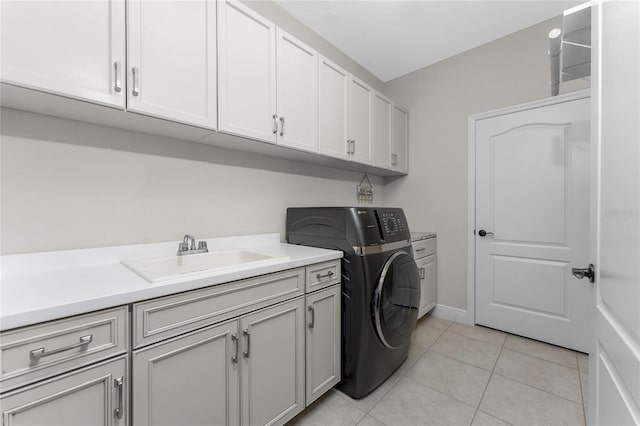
[114,376,124,419]
[231,333,239,363]
[242,329,250,358]
[308,305,315,329]
[316,271,334,280]
[29,335,93,361]
[415,248,426,252]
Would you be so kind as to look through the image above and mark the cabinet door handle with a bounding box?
[29,335,93,361]
[420,267,426,280]
[114,376,124,420]
[391,153,398,165]
[279,116,285,136]
[346,139,351,154]
[307,305,315,328]
[114,62,122,93]
[316,271,334,280]
[242,329,250,358]
[231,333,239,363]
[131,67,140,96]
[272,114,278,134]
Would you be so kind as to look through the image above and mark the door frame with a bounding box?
[466,89,591,325]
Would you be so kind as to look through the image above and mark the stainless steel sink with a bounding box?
[122,249,289,283]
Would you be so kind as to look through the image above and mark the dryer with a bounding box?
[286,207,420,399]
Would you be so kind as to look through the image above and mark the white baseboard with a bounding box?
[431,304,470,324]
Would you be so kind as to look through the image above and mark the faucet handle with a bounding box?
[198,241,208,252]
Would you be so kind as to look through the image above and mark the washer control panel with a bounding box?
[380,211,407,239]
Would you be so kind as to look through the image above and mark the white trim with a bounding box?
[431,304,468,324]
[466,89,591,326]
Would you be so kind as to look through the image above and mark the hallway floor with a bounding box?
[288,314,589,426]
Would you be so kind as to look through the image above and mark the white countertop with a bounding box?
[0,234,342,331]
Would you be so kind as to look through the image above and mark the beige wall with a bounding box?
[383,16,589,312]
[0,108,386,254]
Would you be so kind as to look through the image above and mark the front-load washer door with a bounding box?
[373,251,420,349]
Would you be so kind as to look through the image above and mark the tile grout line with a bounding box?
[492,372,585,407]
[471,338,507,426]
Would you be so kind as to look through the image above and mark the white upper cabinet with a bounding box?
[276,29,318,152]
[348,76,373,165]
[0,0,125,108]
[218,0,277,143]
[318,56,350,160]
[391,104,409,173]
[127,0,217,129]
[372,92,392,168]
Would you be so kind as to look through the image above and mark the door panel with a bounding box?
[218,0,276,142]
[241,298,304,426]
[318,56,349,160]
[127,0,216,128]
[306,286,341,405]
[276,29,318,152]
[475,96,591,352]
[133,320,240,426]
[592,1,640,423]
[348,76,372,164]
[0,0,125,107]
[491,125,568,244]
[372,92,392,168]
[1,356,126,426]
[391,104,409,173]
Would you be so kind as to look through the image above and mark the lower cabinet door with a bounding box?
[1,356,127,426]
[133,319,240,426]
[306,285,341,405]
[417,255,437,318]
[240,297,305,426]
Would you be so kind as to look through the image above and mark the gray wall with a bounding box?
[383,16,589,312]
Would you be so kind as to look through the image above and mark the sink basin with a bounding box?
[122,249,289,283]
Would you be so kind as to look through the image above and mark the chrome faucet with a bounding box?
[177,234,208,256]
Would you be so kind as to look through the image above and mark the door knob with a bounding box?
[478,229,494,237]
[572,264,595,283]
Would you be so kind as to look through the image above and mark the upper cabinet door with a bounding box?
[276,29,318,152]
[348,76,373,165]
[392,104,409,173]
[372,92,392,169]
[218,0,277,143]
[127,0,217,129]
[0,0,125,108]
[318,56,349,160]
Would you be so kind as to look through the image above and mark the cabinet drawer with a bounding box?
[306,260,341,292]
[412,238,436,259]
[0,306,128,393]
[134,268,304,348]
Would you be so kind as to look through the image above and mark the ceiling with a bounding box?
[275,0,583,82]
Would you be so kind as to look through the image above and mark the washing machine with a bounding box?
[286,207,420,399]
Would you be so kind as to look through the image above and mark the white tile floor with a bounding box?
[288,314,589,426]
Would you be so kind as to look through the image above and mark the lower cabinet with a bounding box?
[133,319,240,426]
[132,297,305,426]
[416,254,437,317]
[1,355,127,426]
[241,297,305,426]
[305,285,341,405]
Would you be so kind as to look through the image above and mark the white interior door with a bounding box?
[475,96,592,352]
[591,1,640,424]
